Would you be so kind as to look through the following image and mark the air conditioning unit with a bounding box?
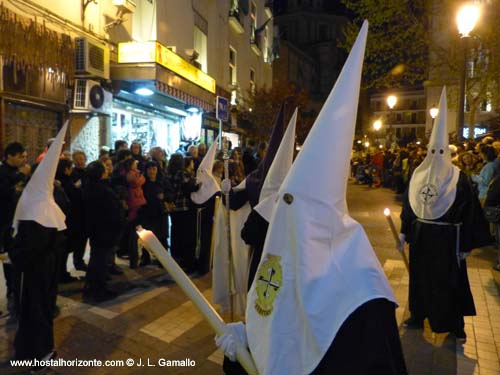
[72,79,112,115]
[75,37,110,79]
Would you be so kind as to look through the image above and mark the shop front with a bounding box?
[110,40,216,156]
[0,4,73,162]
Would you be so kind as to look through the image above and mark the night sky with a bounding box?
[274,0,352,17]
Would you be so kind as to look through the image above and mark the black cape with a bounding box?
[10,220,62,360]
[400,172,492,332]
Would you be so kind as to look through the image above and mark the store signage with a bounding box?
[216,96,229,122]
[118,41,216,94]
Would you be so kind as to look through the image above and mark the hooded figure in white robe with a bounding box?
[212,105,285,316]
[10,122,68,362]
[218,21,407,375]
[400,87,491,336]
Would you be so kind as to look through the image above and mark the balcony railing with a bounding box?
[229,8,244,34]
[250,25,262,56]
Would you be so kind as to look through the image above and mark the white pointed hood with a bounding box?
[246,21,396,375]
[191,139,220,204]
[409,87,460,220]
[254,108,297,222]
[13,122,68,233]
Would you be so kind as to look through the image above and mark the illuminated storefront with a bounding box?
[110,40,216,154]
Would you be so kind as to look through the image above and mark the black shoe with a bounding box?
[454,329,467,341]
[94,290,118,303]
[60,274,79,284]
[30,350,57,373]
[74,262,88,272]
[108,264,124,275]
[403,316,423,329]
[53,305,60,318]
[139,259,151,267]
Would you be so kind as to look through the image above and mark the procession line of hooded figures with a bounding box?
[4,21,491,374]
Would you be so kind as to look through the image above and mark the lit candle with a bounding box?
[136,227,257,374]
[384,208,399,242]
[383,209,410,271]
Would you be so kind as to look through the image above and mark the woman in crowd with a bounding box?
[123,158,146,268]
[472,144,497,204]
[130,141,147,173]
[458,152,479,178]
[141,161,175,266]
[167,154,199,273]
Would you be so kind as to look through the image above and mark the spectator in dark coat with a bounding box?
[84,162,126,302]
[70,150,88,270]
[0,142,28,311]
[167,154,199,272]
[141,161,175,265]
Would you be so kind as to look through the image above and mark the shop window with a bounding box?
[194,26,208,72]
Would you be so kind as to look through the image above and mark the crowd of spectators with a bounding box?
[0,137,265,311]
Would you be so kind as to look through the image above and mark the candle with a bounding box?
[383,209,410,272]
[384,208,399,242]
[136,227,257,374]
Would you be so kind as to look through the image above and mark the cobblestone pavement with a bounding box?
[0,182,499,374]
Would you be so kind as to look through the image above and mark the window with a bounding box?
[229,47,237,104]
[250,2,258,43]
[194,26,208,72]
[250,68,255,94]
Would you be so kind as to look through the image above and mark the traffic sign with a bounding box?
[216,96,229,122]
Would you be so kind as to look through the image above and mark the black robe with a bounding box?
[241,209,269,290]
[223,299,407,374]
[400,172,492,333]
[10,221,62,360]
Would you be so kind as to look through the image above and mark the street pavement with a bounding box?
[0,181,499,374]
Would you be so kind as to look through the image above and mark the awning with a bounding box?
[111,63,215,113]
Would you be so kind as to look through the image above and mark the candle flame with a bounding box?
[384,208,390,216]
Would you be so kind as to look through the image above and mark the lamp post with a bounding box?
[427,105,439,139]
[386,95,397,147]
[373,119,382,146]
[457,3,480,141]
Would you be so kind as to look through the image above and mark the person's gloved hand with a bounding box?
[397,233,406,252]
[221,178,232,195]
[215,322,247,362]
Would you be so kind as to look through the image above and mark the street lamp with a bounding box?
[427,105,439,139]
[387,95,397,110]
[429,106,439,120]
[457,3,480,141]
[373,119,382,131]
[386,95,397,146]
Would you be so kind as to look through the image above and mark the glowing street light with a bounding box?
[386,95,397,110]
[429,106,439,120]
[364,141,370,148]
[457,4,480,38]
[373,119,382,131]
[456,3,480,140]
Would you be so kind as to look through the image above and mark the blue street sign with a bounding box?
[216,96,229,122]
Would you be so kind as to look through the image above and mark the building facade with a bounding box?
[370,88,427,146]
[273,0,348,102]
[0,0,274,162]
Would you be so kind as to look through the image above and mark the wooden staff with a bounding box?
[384,208,410,271]
[222,138,235,322]
[137,227,258,374]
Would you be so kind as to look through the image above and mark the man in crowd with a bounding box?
[69,150,88,271]
[0,142,28,314]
